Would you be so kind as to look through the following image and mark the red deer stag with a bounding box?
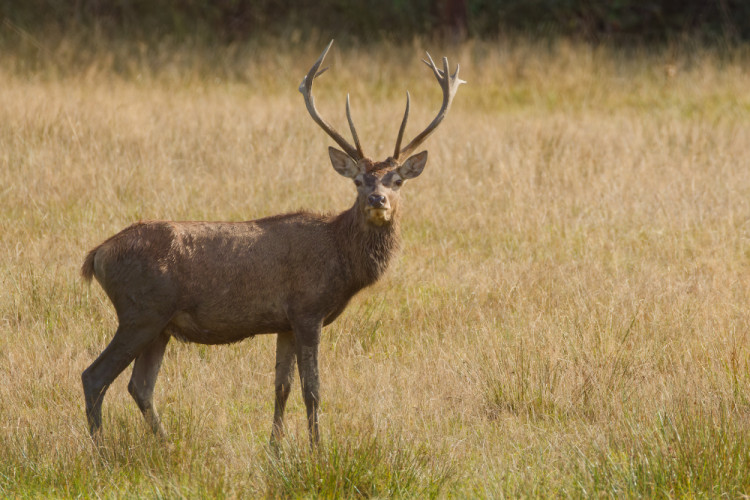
[80,40,463,445]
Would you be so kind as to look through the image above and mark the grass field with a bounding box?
[1,36,749,497]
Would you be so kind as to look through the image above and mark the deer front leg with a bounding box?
[292,322,322,446]
[298,344,320,445]
[270,331,297,446]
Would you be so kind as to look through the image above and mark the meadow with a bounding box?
[1,36,749,497]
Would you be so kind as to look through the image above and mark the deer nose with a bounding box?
[368,194,387,208]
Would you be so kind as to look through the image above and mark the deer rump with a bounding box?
[82,216,358,345]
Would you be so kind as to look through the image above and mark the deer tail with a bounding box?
[81,246,100,282]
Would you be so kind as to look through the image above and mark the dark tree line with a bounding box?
[1,0,748,43]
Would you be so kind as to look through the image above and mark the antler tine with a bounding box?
[393,91,410,159]
[397,52,465,159]
[299,40,364,160]
[313,66,329,79]
[422,52,443,78]
[346,94,364,159]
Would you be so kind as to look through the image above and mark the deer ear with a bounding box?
[397,151,428,179]
[329,147,360,178]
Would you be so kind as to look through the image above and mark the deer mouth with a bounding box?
[366,207,392,225]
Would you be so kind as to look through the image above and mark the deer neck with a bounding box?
[333,202,401,290]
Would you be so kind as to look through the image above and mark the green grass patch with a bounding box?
[261,432,453,498]
[577,410,750,497]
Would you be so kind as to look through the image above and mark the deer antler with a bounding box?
[300,40,364,161]
[394,52,465,160]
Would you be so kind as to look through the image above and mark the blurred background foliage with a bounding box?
[0,0,747,45]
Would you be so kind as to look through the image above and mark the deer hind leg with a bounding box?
[82,320,165,438]
[270,331,297,445]
[128,331,170,439]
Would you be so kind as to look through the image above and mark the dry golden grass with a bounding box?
[1,37,749,496]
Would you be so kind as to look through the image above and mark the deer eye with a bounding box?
[354,179,362,187]
[393,179,403,187]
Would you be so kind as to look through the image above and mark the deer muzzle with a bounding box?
[367,193,387,208]
[365,193,392,225]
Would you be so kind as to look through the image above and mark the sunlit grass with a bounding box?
[1,36,749,496]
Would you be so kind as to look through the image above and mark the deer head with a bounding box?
[300,40,464,227]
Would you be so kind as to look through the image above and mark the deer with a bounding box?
[80,40,463,446]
